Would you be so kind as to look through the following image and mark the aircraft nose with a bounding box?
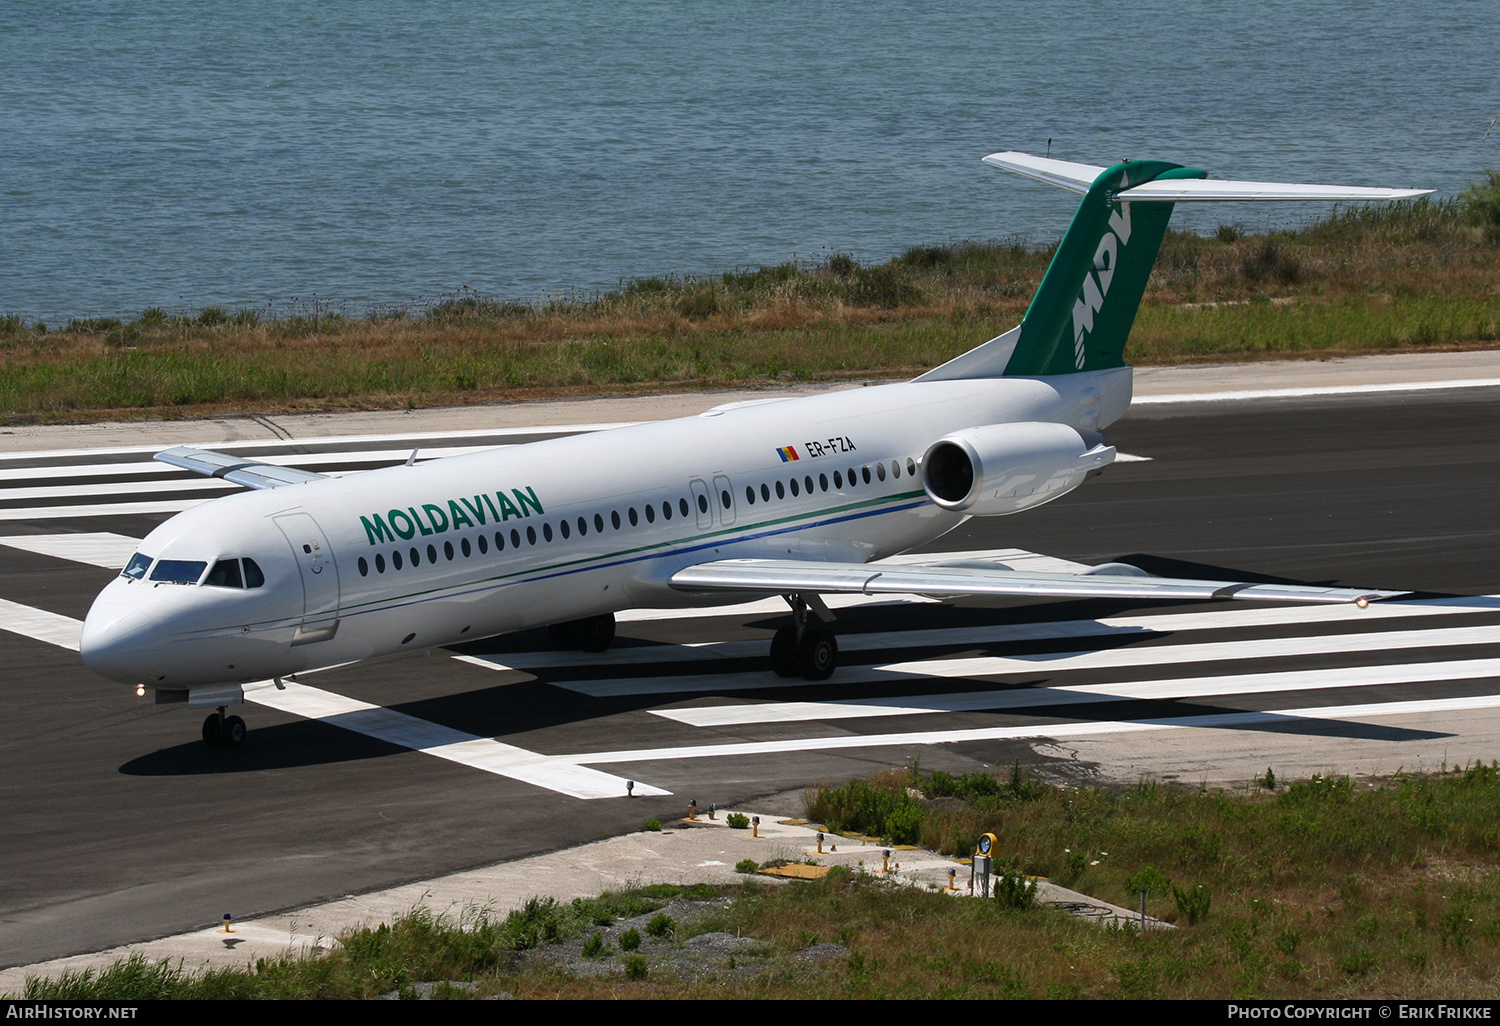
[79,600,158,684]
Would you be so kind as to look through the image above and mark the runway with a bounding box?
[3,377,1500,969]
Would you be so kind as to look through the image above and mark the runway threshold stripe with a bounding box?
[468,595,1500,673]
[0,532,142,569]
[653,657,1500,726]
[555,623,1500,697]
[568,693,1500,767]
[247,683,668,800]
[0,598,81,650]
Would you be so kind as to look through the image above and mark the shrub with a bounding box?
[726,812,750,829]
[1173,883,1212,925]
[622,955,648,980]
[581,932,606,958]
[642,819,662,832]
[1124,866,1173,900]
[1460,169,1500,236]
[645,913,675,939]
[619,928,641,951]
[735,858,759,874]
[993,868,1038,910]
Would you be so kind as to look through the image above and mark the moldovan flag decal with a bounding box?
[776,446,799,462]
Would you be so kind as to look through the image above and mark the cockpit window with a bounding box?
[121,553,152,581]
[204,559,244,588]
[243,557,265,588]
[149,559,208,585]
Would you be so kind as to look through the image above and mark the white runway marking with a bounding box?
[0,423,639,463]
[653,657,1500,726]
[0,532,143,569]
[247,683,667,800]
[0,445,508,484]
[0,499,206,521]
[1135,378,1500,404]
[566,694,1500,767]
[0,598,81,650]
[554,624,1500,697]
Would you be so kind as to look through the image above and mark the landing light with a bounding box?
[1356,597,1369,609]
[135,684,145,697]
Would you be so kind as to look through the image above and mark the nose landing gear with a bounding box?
[770,593,838,681]
[202,707,246,749]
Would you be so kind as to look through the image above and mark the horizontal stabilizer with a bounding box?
[155,446,330,490]
[670,558,1404,606]
[982,152,1433,203]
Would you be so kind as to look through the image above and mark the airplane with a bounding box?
[79,152,1432,749]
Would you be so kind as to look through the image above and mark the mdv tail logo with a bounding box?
[1070,202,1132,369]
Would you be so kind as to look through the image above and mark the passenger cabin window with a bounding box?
[149,559,207,585]
[122,553,152,581]
[204,559,243,588]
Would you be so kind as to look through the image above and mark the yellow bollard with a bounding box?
[752,816,760,838]
[816,832,825,854]
[220,913,235,934]
[687,799,697,821]
[948,868,957,891]
[881,849,891,873]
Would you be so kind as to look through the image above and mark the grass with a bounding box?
[2,175,1498,424]
[18,765,1500,999]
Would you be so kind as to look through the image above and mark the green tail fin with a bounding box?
[1003,160,1207,376]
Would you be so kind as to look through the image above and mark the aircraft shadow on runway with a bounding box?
[116,559,1472,778]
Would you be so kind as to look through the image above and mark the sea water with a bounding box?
[3,0,1496,322]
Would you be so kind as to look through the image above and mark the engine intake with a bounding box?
[921,422,1114,516]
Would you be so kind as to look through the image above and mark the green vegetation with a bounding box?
[2,176,1499,424]
[726,812,751,829]
[16,765,1500,999]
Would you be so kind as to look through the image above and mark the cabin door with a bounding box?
[274,512,341,646]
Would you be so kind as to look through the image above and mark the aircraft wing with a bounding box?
[155,446,330,490]
[669,558,1405,606]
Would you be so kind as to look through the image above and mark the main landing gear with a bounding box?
[202,706,246,749]
[770,592,838,681]
[548,613,617,653]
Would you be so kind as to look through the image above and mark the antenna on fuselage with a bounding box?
[405,449,418,466]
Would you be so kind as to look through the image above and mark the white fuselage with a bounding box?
[79,368,1130,689]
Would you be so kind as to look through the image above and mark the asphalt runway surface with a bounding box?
[4,385,1500,969]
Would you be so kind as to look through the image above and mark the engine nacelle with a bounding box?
[921,422,1115,516]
